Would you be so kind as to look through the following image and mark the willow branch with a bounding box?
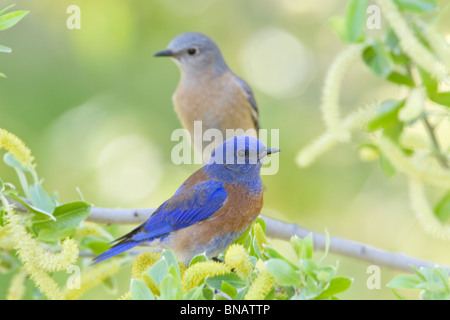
[84,206,449,273]
[5,196,448,273]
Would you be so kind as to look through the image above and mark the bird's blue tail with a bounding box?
[92,241,139,264]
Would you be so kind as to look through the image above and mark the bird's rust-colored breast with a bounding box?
[173,70,258,136]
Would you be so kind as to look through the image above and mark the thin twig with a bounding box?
[422,117,449,169]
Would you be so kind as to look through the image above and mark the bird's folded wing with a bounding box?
[130,180,228,242]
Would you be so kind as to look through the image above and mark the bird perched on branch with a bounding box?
[93,136,279,265]
[154,32,260,154]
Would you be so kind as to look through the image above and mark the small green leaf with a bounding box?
[183,287,204,300]
[0,4,16,16]
[220,281,237,298]
[380,156,396,178]
[367,99,404,132]
[147,258,169,286]
[189,253,208,267]
[434,192,450,223]
[387,274,421,289]
[345,0,368,43]
[206,273,247,291]
[394,0,437,13]
[316,277,353,299]
[329,16,348,42]
[265,258,302,286]
[160,274,183,300]
[5,192,55,219]
[38,227,76,242]
[162,250,180,277]
[33,201,91,230]
[29,183,56,214]
[386,71,414,87]
[363,43,393,77]
[0,178,4,193]
[130,279,155,300]
[429,92,450,108]
[0,10,29,31]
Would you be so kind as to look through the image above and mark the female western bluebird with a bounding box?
[93,136,279,265]
[154,32,260,153]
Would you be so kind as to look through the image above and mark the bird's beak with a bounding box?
[153,49,174,57]
[266,148,280,155]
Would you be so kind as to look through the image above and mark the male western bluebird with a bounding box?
[154,32,260,153]
[93,136,279,265]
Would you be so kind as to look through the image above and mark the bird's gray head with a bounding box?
[154,32,229,75]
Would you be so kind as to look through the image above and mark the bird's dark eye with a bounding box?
[187,48,197,55]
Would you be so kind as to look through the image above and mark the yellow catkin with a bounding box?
[64,261,121,300]
[244,267,276,300]
[399,87,425,122]
[131,251,162,295]
[6,213,79,272]
[182,261,230,292]
[422,26,450,70]
[253,223,270,252]
[321,45,365,138]
[409,179,450,240]
[224,244,253,280]
[296,103,377,167]
[118,291,132,300]
[131,251,162,278]
[376,0,448,81]
[6,269,27,300]
[375,135,450,189]
[0,128,35,168]
[4,210,80,300]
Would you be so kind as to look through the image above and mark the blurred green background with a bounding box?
[0,0,449,300]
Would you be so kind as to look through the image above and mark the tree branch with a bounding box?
[85,205,450,273]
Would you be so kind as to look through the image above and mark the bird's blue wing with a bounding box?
[93,179,227,264]
[129,179,228,242]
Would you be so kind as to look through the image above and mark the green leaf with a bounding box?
[3,152,30,172]
[0,4,16,16]
[5,192,56,219]
[38,227,76,242]
[220,281,237,298]
[265,258,302,286]
[162,250,180,277]
[434,192,450,223]
[189,253,208,267]
[183,287,204,300]
[345,0,368,43]
[387,274,421,289]
[394,0,437,13]
[429,92,450,108]
[380,156,396,178]
[0,10,29,31]
[29,183,56,214]
[0,45,11,53]
[160,274,183,300]
[0,178,4,193]
[206,273,247,291]
[315,277,353,299]
[33,201,91,230]
[329,16,348,42]
[386,71,414,87]
[147,258,169,286]
[363,43,393,77]
[367,99,404,132]
[130,279,155,300]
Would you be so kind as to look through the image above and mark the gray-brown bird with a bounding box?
[154,32,259,154]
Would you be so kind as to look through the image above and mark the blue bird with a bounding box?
[93,136,279,265]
